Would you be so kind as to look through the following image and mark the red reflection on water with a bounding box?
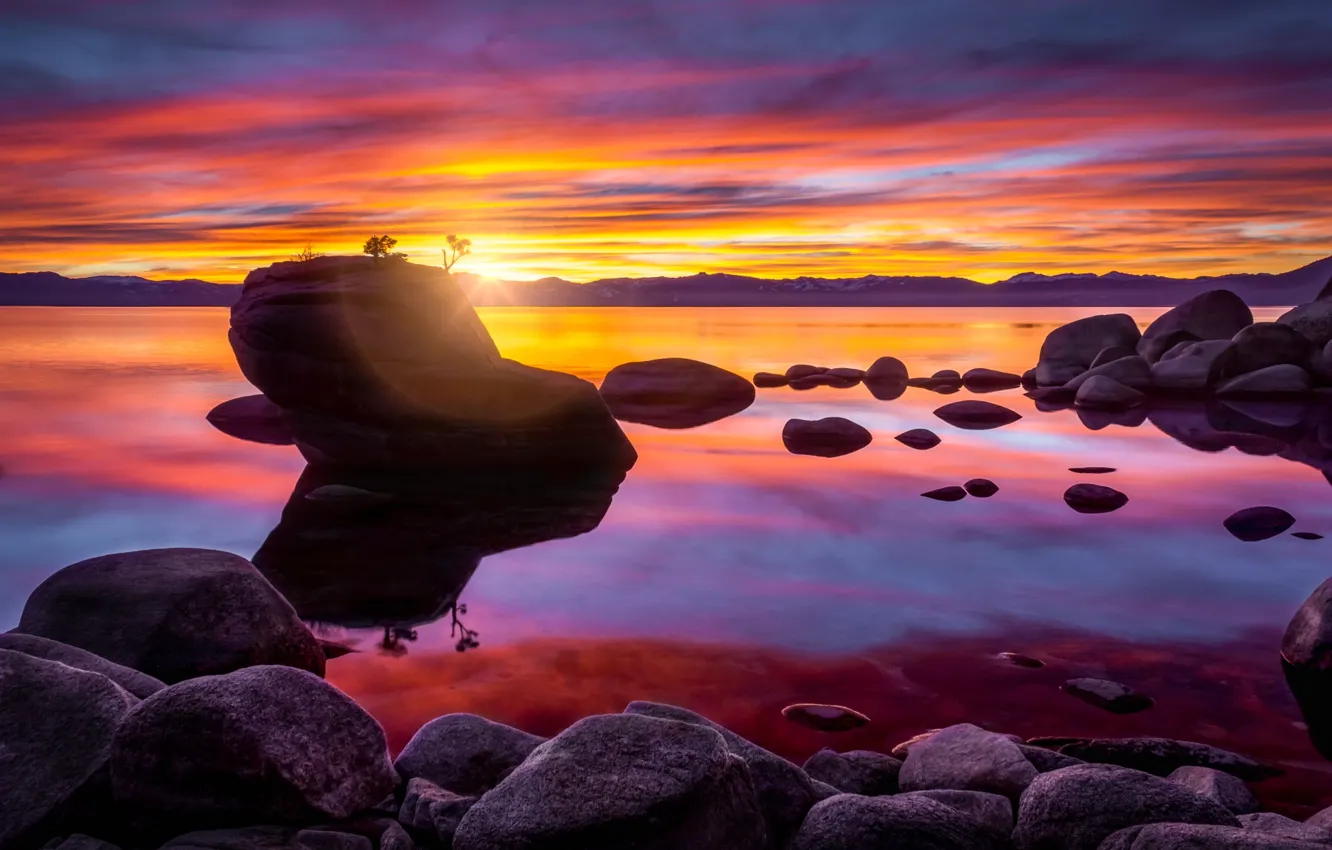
[328,625,1332,817]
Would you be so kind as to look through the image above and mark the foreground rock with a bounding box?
[783,418,873,457]
[1224,506,1297,541]
[896,428,941,450]
[899,723,1037,800]
[1238,812,1332,843]
[394,713,545,795]
[934,400,1023,430]
[0,632,164,698]
[1036,313,1141,385]
[17,548,324,684]
[1217,364,1313,396]
[1138,289,1253,363]
[1075,376,1145,410]
[802,750,901,796]
[206,394,295,445]
[0,650,138,850]
[1099,823,1320,849]
[1056,738,1278,780]
[1149,339,1233,392]
[1283,577,1332,680]
[1167,766,1260,814]
[1062,678,1153,713]
[1278,298,1332,349]
[752,372,788,388]
[865,357,909,382]
[1066,356,1154,392]
[626,701,818,850]
[790,794,1011,850]
[1220,323,1314,378]
[601,358,756,429]
[963,368,1023,392]
[1063,484,1129,514]
[898,789,1014,837]
[782,704,870,732]
[399,777,475,847]
[1013,763,1238,850]
[110,665,395,828]
[453,714,766,850]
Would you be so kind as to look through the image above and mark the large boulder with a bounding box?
[0,633,164,699]
[1284,577,1332,672]
[899,723,1038,800]
[1166,766,1259,814]
[398,777,475,847]
[1100,823,1323,849]
[1150,340,1233,392]
[1279,299,1332,349]
[624,701,817,850]
[1217,364,1312,396]
[1075,376,1145,411]
[1035,314,1141,386]
[802,749,902,796]
[789,794,1012,850]
[394,713,545,796]
[1054,738,1277,781]
[16,548,324,684]
[1065,356,1153,392]
[865,357,909,382]
[963,368,1023,392]
[782,417,873,457]
[452,714,767,850]
[1219,323,1315,378]
[896,790,1014,836]
[109,665,395,829]
[0,650,138,850]
[1012,764,1238,850]
[1139,290,1253,364]
[599,358,755,429]
[1238,812,1332,843]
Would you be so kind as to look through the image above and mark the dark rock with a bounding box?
[159,827,298,850]
[0,633,164,698]
[895,429,941,450]
[303,484,390,505]
[1150,340,1234,391]
[1092,346,1140,369]
[890,729,1021,760]
[0,650,137,850]
[1238,812,1332,843]
[1075,376,1145,410]
[1063,484,1129,514]
[965,479,999,498]
[865,357,908,382]
[452,714,766,850]
[781,704,870,732]
[897,789,1014,837]
[1099,823,1319,849]
[109,665,395,829]
[1027,385,1076,403]
[1139,290,1253,364]
[934,400,1023,430]
[1167,767,1260,815]
[1036,313,1141,385]
[1224,506,1296,541]
[783,418,873,457]
[791,373,853,389]
[1309,806,1332,831]
[787,364,827,380]
[394,714,545,796]
[16,548,324,684]
[1160,339,1201,361]
[1012,763,1238,850]
[206,394,294,446]
[1061,678,1152,713]
[317,639,356,660]
[398,778,474,847]
[1057,738,1278,781]
[963,368,1023,391]
[790,794,1011,850]
[1279,299,1332,349]
[801,749,901,796]
[41,836,121,850]
[1283,576,1332,675]
[1217,363,1313,396]
[1219,323,1316,378]
[1018,745,1085,773]
[810,781,841,802]
[294,832,372,850]
[933,369,962,381]
[865,376,908,400]
[1294,532,1324,540]
[1021,368,1038,389]
[1066,355,1153,392]
[922,486,968,502]
[1069,466,1116,474]
[378,823,414,850]
[825,367,865,382]
[753,372,788,388]
[625,701,817,850]
[1077,405,1148,431]
[998,652,1044,668]
[601,358,756,429]
[900,723,1038,800]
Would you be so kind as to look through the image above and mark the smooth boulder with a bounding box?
[1056,738,1276,781]
[1284,577,1332,672]
[896,429,941,450]
[0,650,138,850]
[452,714,766,850]
[965,479,999,498]
[1217,364,1312,396]
[1224,506,1296,542]
[1100,823,1321,849]
[783,418,872,457]
[1092,346,1139,369]
[897,789,1014,837]
[0,633,164,699]
[109,665,395,828]
[1278,299,1332,349]
[934,400,1023,430]
[1238,812,1332,843]
[1012,763,1238,850]
[601,358,756,429]
[1066,356,1153,392]
[1061,678,1152,713]
[16,548,324,684]
[1036,313,1141,386]
[922,486,968,502]
[1219,323,1314,378]
[1166,766,1259,814]
[963,368,1023,391]
[206,394,294,446]
[900,723,1038,800]
[398,777,475,847]
[1139,290,1253,364]
[865,357,908,382]
[1063,485,1129,515]
[1150,340,1233,391]
[802,750,901,796]
[1075,376,1145,411]
[753,372,788,388]
[394,713,545,796]
[790,794,1011,850]
[782,704,870,732]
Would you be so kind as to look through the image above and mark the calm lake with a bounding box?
[3,305,1330,812]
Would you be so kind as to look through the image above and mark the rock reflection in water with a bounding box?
[252,464,625,652]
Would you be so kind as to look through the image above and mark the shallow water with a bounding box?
[2,305,1330,813]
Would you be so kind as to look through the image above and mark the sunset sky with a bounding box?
[2,0,1330,283]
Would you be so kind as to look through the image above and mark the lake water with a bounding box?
[2,306,1330,814]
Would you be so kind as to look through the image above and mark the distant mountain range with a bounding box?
[3,255,1329,308]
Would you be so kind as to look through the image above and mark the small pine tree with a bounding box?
[363,234,405,260]
[442,234,472,273]
[290,243,323,262]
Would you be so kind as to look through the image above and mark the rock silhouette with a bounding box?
[1064,484,1129,514]
[601,358,756,429]
[895,429,941,450]
[782,418,873,457]
[933,400,1023,430]
[1223,506,1296,541]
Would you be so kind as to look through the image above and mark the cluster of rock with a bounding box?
[1026,284,1332,411]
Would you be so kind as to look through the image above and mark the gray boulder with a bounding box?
[899,723,1038,800]
[1066,356,1153,392]
[0,650,138,850]
[1284,577,1332,671]
[378,823,415,850]
[0,633,164,698]
[394,714,545,796]
[601,358,756,429]
[1279,300,1332,349]
[1075,376,1145,411]
[897,789,1014,836]
[110,665,395,828]
[1308,806,1332,830]
[802,749,902,796]
[1055,738,1277,781]
[782,417,873,457]
[398,777,475,847]
[1018,745,1084,773]
[1150,340,1233,391]
[1100,823,1323,849]
[16,548,324,684]
[1219,323,1315,378]
[1012,764,1237,850]
[452,713,766,850]
[1139,290,1253,363]
[1166,766,1259,814]
[1239,812,1332,843]
[1036,313,1141,386]
[1092,346,1140,369]
[625,701,816,850]
[1217,364,1312,396]
[790,794,1012,850]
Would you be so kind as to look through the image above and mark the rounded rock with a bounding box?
[395,714,546,796]
[895,429,941,450]
[1224,506,1296,542]
[1064,484,1129,514]
[1062,678,1153,713]
[783,418,873,458]
[601,358,756,429]
[782,704,870,733]
[964,479,999,498]
[790,794,1011,850]
[933,400,1023,430]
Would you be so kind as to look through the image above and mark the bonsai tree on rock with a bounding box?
[442,234,472,273]
[363,234,406,260]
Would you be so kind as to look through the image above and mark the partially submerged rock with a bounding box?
[899,723,1038,800]
[802,749,901,796]
[963,368,1023,391]
[1220,323,1315,378]
[1069,466,1116,474]
[1167,767,1259,815]
[933,400,1023,430]
[1063,484,1129,514]
[1057,738,1278,781]
[781,704,870,732]
[1066,355,1154,392]
[601,358,756,429]
[1075,376,1146,411]
[895,428,941,450]
[394,713,545,796]
[922,486,968,502]
[782,417,873,457]
[753,372,788,388]
[1062,678,1153,713]
[865,357,908,382]
[790,794,1011,850]
[1224,506,1297,541]
[1217,364,1313,396]
[1150,340,1233,391]
[1100,823,1317,849]
[787,364,827,381]
[1036,313,1142,386]
[206,394,294,446]
[964,478,999,498]
[1138,290,1253,363]
[998,652,1044,668]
